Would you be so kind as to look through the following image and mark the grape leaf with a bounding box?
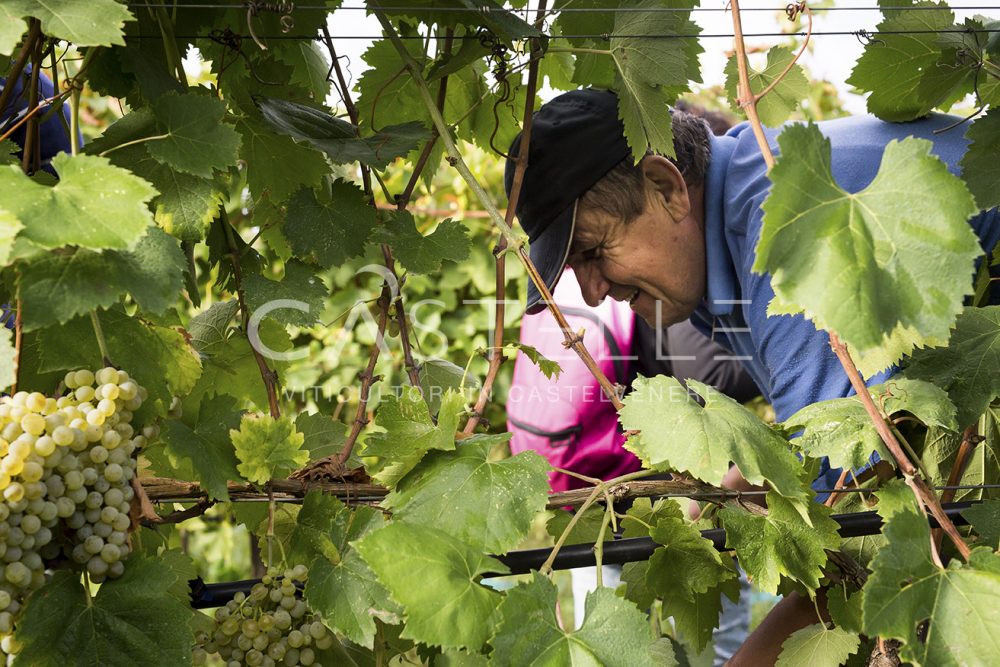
[1,0,134,47]
[775,623,860,667]
[827,585,864,634]
[231,413,308,484]
[234,115,329,203]
[283,183,377,268]
[610,0,703,160]
[0,7,26,56]
[417,357,480,415]
[505,343,562,380]
[719,492,840,595]
[663,568,741,652]
[847,3,969,121]
[621,496,684,539]
[14,553,194,666]
[36,307,202,417]
[0,208,23,265]
[295,412,347,462]
[724,46,810,127]
[491,572,656,667]
[645,516,736,602]
[155,394,244,501]
[385,434,550,553]
[146,92,241,177]
[354,521,508,651]
[385,0,541,44]
[864,487,1000,666]
[293,493,401,648]
[620,376,810,510]
[547,505,616,546]
[903,306,1000,429]
[242,259,328,327]
[757,124,981,377]
[186,300,239,356]
[963,499,1000,550]
[18,226,185,330]
[962,107,1000,212]
[1,153,157,250]
[371,212,471,275]
[271,42,331,101]
[363,389,464,487]
[0,327,14,392]
[256,96,430,169]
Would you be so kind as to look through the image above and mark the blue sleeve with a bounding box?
[1,66,78,168]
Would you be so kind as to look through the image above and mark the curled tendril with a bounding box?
[785,1,806,22]
[854,29,886,47]
[208,28,281,86]
[245,1,296,50]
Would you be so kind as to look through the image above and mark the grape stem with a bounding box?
[0,19,42,146]
[89,312,113,367]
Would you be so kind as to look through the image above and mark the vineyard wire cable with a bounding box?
[187,499,980,608]
[123,3,1000,12]
[121,28,1000,40]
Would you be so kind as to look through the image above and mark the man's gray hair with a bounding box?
[579,109,713,224]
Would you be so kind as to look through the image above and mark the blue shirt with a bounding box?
[691,114,1000,493]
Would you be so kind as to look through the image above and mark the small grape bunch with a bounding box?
[194,564,336,667]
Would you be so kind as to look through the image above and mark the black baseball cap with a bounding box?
[504,89,631,315]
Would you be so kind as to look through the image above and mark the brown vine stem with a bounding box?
[374,6,622,411]
[829,334,971,561]
[729,0,971,562]
[220,210,281,419]
[933,424,982,550]
[0,20,42,135]
[21,31,43,174]
[324,27,422,391]
[464,2,547,434]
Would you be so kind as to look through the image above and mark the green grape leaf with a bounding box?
[904,306,1000,429]
[784,397,888,472]
[0,208,24,265]
[18,226,185,330]
[663,569,741,652]
[724,46,809,127]
[961,107,1000,210]
[146,92,241,177]
[547,505,615,546]
[963,499,1000,549]
[621,496,683,539]
[492,573,656,667]
[294,493,401,647]
[620,376,810,510]
[283,182,377,268]
[0,8,25,56]
[879,376,959,430]
[620,561,656,611]
[827,585,864,634]
[182,322,291,419]
[1,153,156,250]
[505,342,562,380]
[363,389,464,487]
[385,434,550,553]
[2,0,134,47]
[386,1,541,44]
[231,413,308,484]
[242,259,328,327]
[775,623,860,667]
[155,394,244,501]
[0,327,14,392]
[36,307,201,417]
[719,492,840,595]
[295,412,347,462]
[256,96,430,169]
[371,211,471,275]
[234,115,329,203]
[186,300,239,356]
[610,0,702,160]
[417,357,480,415]
[271,41,331,100]
[85,107,224,242]
[645,516,736,602]
[847,3,969,121]
[355,521,508,651]
[14,553,193,666]
[757,124,981,377]
[864,488,1000,666]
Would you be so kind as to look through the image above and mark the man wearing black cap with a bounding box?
[504,88,1000,664]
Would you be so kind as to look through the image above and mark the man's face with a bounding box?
[565,163,706,327]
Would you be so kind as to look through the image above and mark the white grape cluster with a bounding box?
[0,368,153,661]
[194,565,335,667]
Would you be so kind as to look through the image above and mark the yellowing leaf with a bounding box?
[231,413,307,484]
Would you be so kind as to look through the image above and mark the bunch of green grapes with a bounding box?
[194,565,336,667]
[0,368,152,662]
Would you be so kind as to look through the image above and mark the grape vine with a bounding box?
[0,1,997,666]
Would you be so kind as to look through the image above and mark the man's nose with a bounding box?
[576,264,610,307]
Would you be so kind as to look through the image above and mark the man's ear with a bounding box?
[640,154,690,222]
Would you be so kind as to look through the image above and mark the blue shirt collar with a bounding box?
[701,132,739,317]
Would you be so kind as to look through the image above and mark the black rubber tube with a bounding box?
[189,501,975,608]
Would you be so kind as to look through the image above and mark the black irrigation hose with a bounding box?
[189,500,976,608]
